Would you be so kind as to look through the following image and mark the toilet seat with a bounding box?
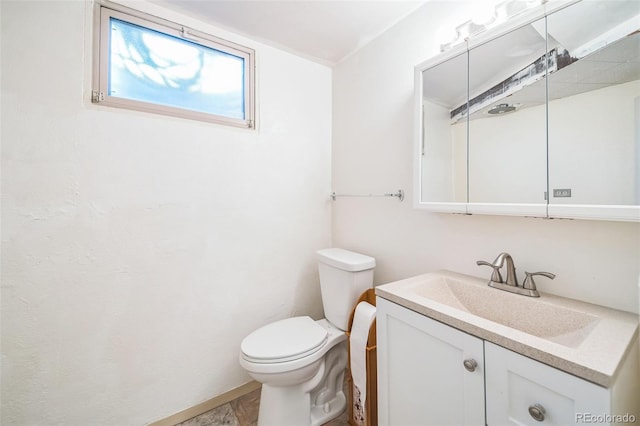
[241,316,328,364]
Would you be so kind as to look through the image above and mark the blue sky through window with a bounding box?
[109,18,246,120]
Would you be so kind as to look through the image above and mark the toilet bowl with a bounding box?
[239,248,376,426]
[240,318,348,426]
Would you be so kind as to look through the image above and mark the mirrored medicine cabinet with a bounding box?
[415,0,640,221]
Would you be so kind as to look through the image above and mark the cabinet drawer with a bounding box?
[485,342,610,426]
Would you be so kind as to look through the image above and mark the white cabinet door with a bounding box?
[377,297,485,426]
[485,341,610,426]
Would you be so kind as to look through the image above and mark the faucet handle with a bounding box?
[522,271,556,290]
[476,260,503,283]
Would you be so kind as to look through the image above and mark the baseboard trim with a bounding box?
[149,380,261,426]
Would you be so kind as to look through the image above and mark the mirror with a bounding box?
[546,1,640,216]
[467,17,548,207]
[417,0,640,221]
[420,50,468,209]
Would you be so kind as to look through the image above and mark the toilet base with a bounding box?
[310,387,346,426]
[257,382,347,426]
[257,342,348,426]
[258,383,314,426]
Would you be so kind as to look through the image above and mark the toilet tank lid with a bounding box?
[317,248,376,272]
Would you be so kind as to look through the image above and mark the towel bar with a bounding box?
[330,189,404,202]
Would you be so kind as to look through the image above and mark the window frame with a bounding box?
[92,3,256,129]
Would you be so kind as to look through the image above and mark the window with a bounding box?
[93,5,255,128]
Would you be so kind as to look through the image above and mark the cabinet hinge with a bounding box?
[92,91,105,103]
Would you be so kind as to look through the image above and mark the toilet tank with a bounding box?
[317,248,376,331]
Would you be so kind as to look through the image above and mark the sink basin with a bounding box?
[411,275,599,348]
[375,270,639,387]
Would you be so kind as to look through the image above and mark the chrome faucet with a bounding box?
[477,252,518,286]
[476,252,555,297]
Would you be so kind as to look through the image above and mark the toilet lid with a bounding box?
[241,316,328,363]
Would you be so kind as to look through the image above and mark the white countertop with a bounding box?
[375,270,639,388]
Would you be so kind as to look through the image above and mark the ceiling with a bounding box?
[151,0,426,65]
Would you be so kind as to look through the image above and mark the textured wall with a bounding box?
[1,1,332,424]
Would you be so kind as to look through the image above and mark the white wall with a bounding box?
[465,81,638,205]
[1,1,332,424]
[2,0,639,424]
[332,1,640,314]
[469,104,547,204]
[549,80,640,205]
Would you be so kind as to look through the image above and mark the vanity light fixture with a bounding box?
[440,0,544,52]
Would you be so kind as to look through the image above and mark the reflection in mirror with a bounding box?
[547,0,640,207]
[421,51,468,204]
[418,0,639,220]
[467,18,548,205]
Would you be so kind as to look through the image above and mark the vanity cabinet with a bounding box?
[485,341,609,425]
[376,297,484,425]
[376,297,631,426]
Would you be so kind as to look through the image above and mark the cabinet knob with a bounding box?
[528,404,546,422]
[463,359,477,372]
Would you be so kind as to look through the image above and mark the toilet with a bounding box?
[239,248,376,426]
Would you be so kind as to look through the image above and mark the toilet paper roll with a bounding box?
[349,301,376,423]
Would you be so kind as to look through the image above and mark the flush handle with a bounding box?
[463,359,477,372]
[528,404,546,422]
